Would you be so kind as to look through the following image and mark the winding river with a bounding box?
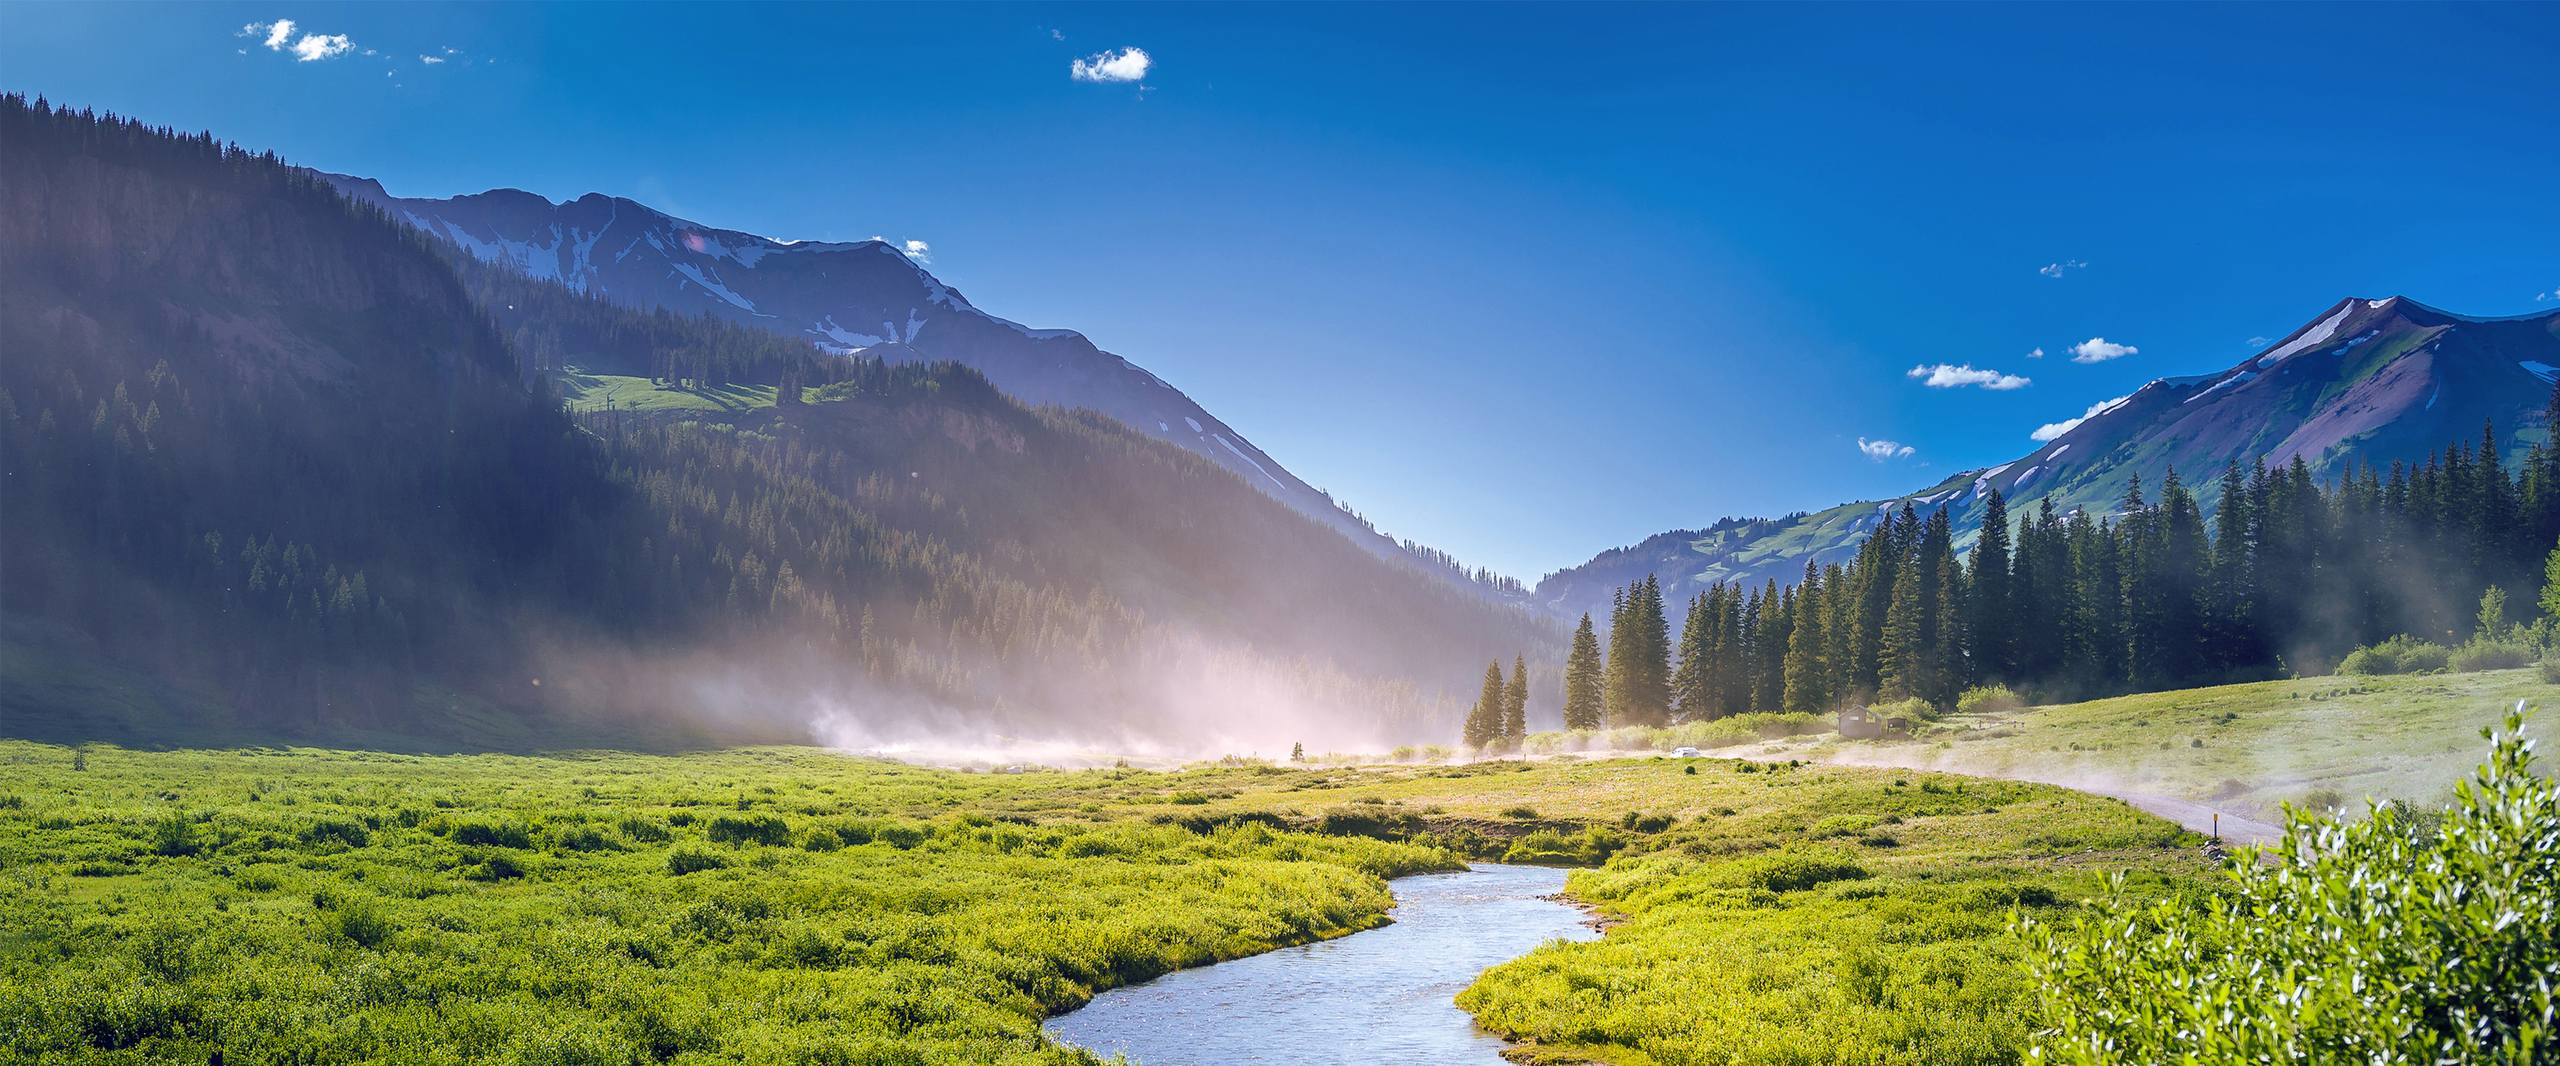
[1043,863,1596,1065]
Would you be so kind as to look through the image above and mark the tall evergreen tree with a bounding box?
[1968,488,2013,680]
[1502,654,1529,743]
[1562,613,1604,730]
[1784,563,1829,712]
[1462,661,1506,749]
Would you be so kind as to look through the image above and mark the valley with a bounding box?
[5,7,2558,1062]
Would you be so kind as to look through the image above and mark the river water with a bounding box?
[1043,863,1596,1065]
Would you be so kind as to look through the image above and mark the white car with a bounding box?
[1670,746,1702,758]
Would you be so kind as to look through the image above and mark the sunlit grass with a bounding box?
[0,742,2209,1063]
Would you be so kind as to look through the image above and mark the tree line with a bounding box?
[1537,406,2560,727]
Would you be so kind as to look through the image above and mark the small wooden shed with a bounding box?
[1839,706,1885,739]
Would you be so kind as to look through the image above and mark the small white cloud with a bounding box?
[901,239,931,263]
[419,54,445,64]
[1859,438,1916,462]
[237,19,357,63]
[1072,46,1151,83]
[2030,394,2132,442]
[2069,337,2138,363]
[2247,336,2273,347]
[2039,259,2088,279]
[2537,287,2559,303]
[2026,346,2046,359]
[290,33,354,62]
[1908,363,2031,390]
[1050,28,1066,41]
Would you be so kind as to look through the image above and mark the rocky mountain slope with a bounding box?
[1537,296,2560,623]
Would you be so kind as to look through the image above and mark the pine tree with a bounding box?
[1968,488,2012,679]
[1563,613,1604,730]
[1462,661,1505,749]
[1502,654,1528,744]
[1632,575,1673,724]
[1604,585,1635,725]
[1784,563,1828,712]
[1672,590,1712,721]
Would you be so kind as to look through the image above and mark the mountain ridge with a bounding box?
[315,172,1530,604]
[1535,295,2560,623]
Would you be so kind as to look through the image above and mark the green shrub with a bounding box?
[1867,696,1935,723]
[617,816,672,843]
[1730,847,1869,892]
[1956,684,2024,715]
[448,819,535,849]
[2542,651,2560,684]
[666,848,727,875]
[550,825,616,852]
[297,818,370,849]
[2024,709,2557,1063]
[330,899,395,948]
[145,812,200,857]
[705,813,790,846]
[2338,634,2451,675]
[2448,638,2534,673]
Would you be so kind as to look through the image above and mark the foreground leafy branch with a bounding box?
[2023,704,2558,1064]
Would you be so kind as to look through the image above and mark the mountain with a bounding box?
[0,96,1556,751]
[315,174,1525,602]
[1537,296,2560,622]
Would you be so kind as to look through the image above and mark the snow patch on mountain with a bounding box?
[1210,434,1286,490]
[2185,368,2257,403]
[2258,303,2354,367]
[668,261,764,315]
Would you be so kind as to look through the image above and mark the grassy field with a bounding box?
[557,368,779,414]
[1716,669,2548,825]
[0,741,2210,1064]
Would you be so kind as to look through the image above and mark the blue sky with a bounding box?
[7,3,2556,581]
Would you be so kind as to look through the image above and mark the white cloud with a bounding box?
[1072,46,1151,83]
[2068,337,2138,363]
[420,54,445,65]
[1908,363,2031,390]
[2039,259,2088,279]
[290,33,354,62]
[1050,28,1066,42]
[2247,335,2272,347]
[2030,394,2132,442]
[1858,438,1916,462]
[901,239,931,263]
[2026,346,2046,359]
[238,19,357,63]
[2537,287,2559,303]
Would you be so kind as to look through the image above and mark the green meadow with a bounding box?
[0,740,2214,1064]
[557,368,780,414]
[1721,668,2547,823]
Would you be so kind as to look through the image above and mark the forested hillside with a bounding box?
[0,96,1556,750]
[319,172,1537,606]
[1559,424,2560,723]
